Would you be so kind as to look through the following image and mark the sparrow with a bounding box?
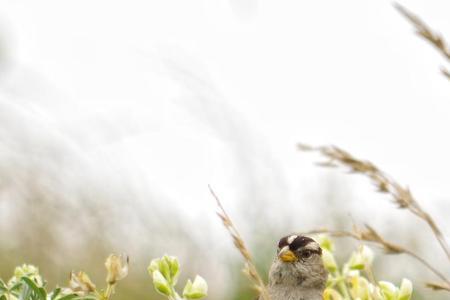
[260,234,328,300]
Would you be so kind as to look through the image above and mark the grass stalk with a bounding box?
[209,185,271,300]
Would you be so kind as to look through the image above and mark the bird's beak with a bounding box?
[278,246,297,262]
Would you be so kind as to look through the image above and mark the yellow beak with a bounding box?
[279,247,297,262]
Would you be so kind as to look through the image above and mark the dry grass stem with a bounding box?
[305,225,450,290]
[298,143,450,264]
[394,3,450,79]
[426,282,450,292]
[442,67,450,79]
[208,185,271,300]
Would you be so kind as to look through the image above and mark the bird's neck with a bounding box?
[267,267,327,291]
[269,285,323,300]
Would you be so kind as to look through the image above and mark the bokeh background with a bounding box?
[0,0,449,299]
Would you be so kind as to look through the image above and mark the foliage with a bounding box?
[0,264,80,300]
[148,255,207,300]
[0,254,207,300]
[318,236,413,300]
[0,234,418,300]
[0,254,129,300]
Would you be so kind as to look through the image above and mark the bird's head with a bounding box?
[268,234,328,289]
[277,235,322,263]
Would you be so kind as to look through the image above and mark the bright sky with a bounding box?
[0,0,449,241]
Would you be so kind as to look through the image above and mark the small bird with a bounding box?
[260,234,328,300]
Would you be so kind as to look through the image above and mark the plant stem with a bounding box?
[333,270,351,300]
[168,283,182,300]
[103,284,114,300]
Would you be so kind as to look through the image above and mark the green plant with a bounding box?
[0,263,85,300]
[211,181,416,300]
[317,236,413,300]
[148,255,207,300]
[0,254,128,300]
[68,254,128,300]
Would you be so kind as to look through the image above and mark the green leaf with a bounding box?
[159,258,171,282]
[10,281,24,292]
[37,288,47,300]
[349,264,364,270]
[152,270,171,296]
[183,279,193,298]
[379,281,397,300]
[148,259,160,275]
[50,288,61,300]
[19,282,32,300]
[0,279,6,291]
[21,277,46,300]
[8,281,24,299]
[55,295,78,300]
[73,296,97,300]
[398,278,413,300]
[183,276,207,299]
[167,256,180,285]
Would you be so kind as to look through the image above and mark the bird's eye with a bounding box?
[301,250,313,259]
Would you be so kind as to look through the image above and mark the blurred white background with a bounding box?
[0,1,449,299]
